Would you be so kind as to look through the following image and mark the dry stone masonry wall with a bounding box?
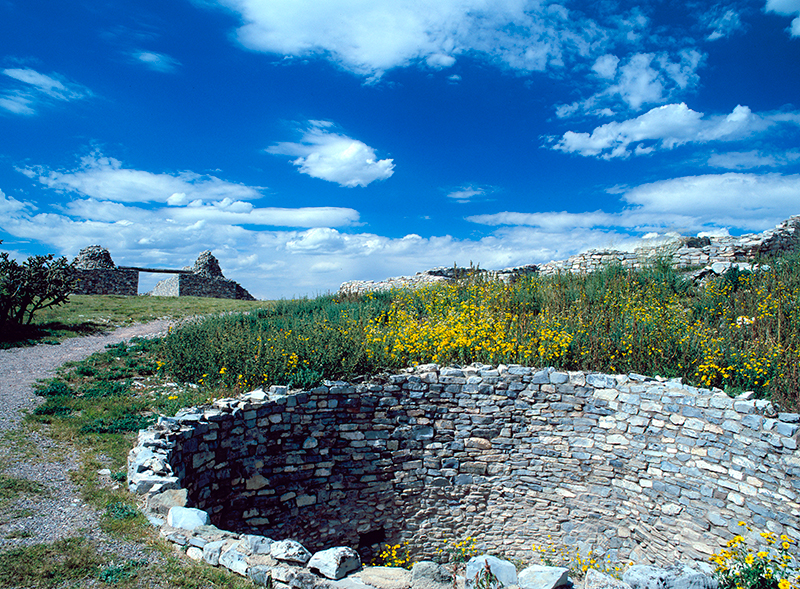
[130,364,800,574]
[340,216,800,295]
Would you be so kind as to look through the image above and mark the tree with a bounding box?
[0,244,77,329]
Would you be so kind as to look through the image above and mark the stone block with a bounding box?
[308,546,362,580]
[518,565,569,589]
[167,506,209,530]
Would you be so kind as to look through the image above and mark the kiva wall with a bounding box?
[130,364,800,566]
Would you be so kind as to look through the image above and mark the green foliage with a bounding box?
[0,537,104,588]
[96,558,147,583]
[474,559,503,589]
[710,524,799,589]
[0,245,77,333]
[81,414,154,433]
[105,501,140,520]
[159,294,393,392]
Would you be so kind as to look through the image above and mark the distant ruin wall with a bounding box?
[340,215,800,295]
[73,268,138,296]
[150,274,249,299]
[71,246,255,300]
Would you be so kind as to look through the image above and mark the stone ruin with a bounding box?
[340,215,800,295]
[129,364,800,585]
[72,246,255,300]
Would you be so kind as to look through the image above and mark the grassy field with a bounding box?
[1,294,275,349]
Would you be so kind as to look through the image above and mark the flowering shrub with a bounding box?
[710,524,799,589]
[437,536,479,564]
[373,542,412,569]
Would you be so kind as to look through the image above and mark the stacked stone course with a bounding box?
[130,364,800,572]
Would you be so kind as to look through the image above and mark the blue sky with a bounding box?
[1,0,799,299]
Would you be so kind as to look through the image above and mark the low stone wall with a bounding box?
[73,268,138,296]
[538,216,800,276]
[130,364,800,568]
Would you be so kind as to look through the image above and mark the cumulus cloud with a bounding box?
[767,0,800,37]
[552,103,798,159]
[200,0,636,80]
[133,51,181,73]
[267,121,395,187]
[0,67,91,115]
[556,50,703,118]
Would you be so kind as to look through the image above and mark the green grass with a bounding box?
[0,475,48,506]
[1,294,274,349]
[0,537,105,588]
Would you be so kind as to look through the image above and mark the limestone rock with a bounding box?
[466,555,517,589]
[359,566,413,589]
[167,506,209,530]
[220,544,250,576]
[585,570,633,589]
[272,539,312,564]
[623,566,667,589]
[663,565,717,589]
[309,547,362,580]
[517,565,570,589]
[411,561,452,589]
[146,489,188,515]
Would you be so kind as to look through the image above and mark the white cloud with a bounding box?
[467,173,800,236]
[552,103,797,159]
[767,0,800,37]
[201,0,622,79]
[267,121,395,187]
[555,50,703,118]
[21,151,264,203]
[707,150,800,169]
[0,67,91,115]
[446,184,493,203]
[133,51,181,73]
[705,8,744,41]
[592,54,619,79]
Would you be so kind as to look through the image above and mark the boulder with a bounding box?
[146,489,188,515]
[517,565,570,589]
[411,561,453,589]
[309,547,362,580]
[623,566,667,589]
[664,565,717,589]
[272,539,313,564]
[466,555,517,589]
[166,506,209,530]
[359,566,413,589]
[585,570,633,589]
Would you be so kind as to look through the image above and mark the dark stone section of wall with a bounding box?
[73,268,138,296]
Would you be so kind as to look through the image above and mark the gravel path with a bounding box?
[0,320,175,562]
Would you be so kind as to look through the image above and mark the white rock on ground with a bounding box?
[466,555,518,589]
[271,539,313,564]
[166,506,209,530]
[308,546,362,580]
[518,565,570,589]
